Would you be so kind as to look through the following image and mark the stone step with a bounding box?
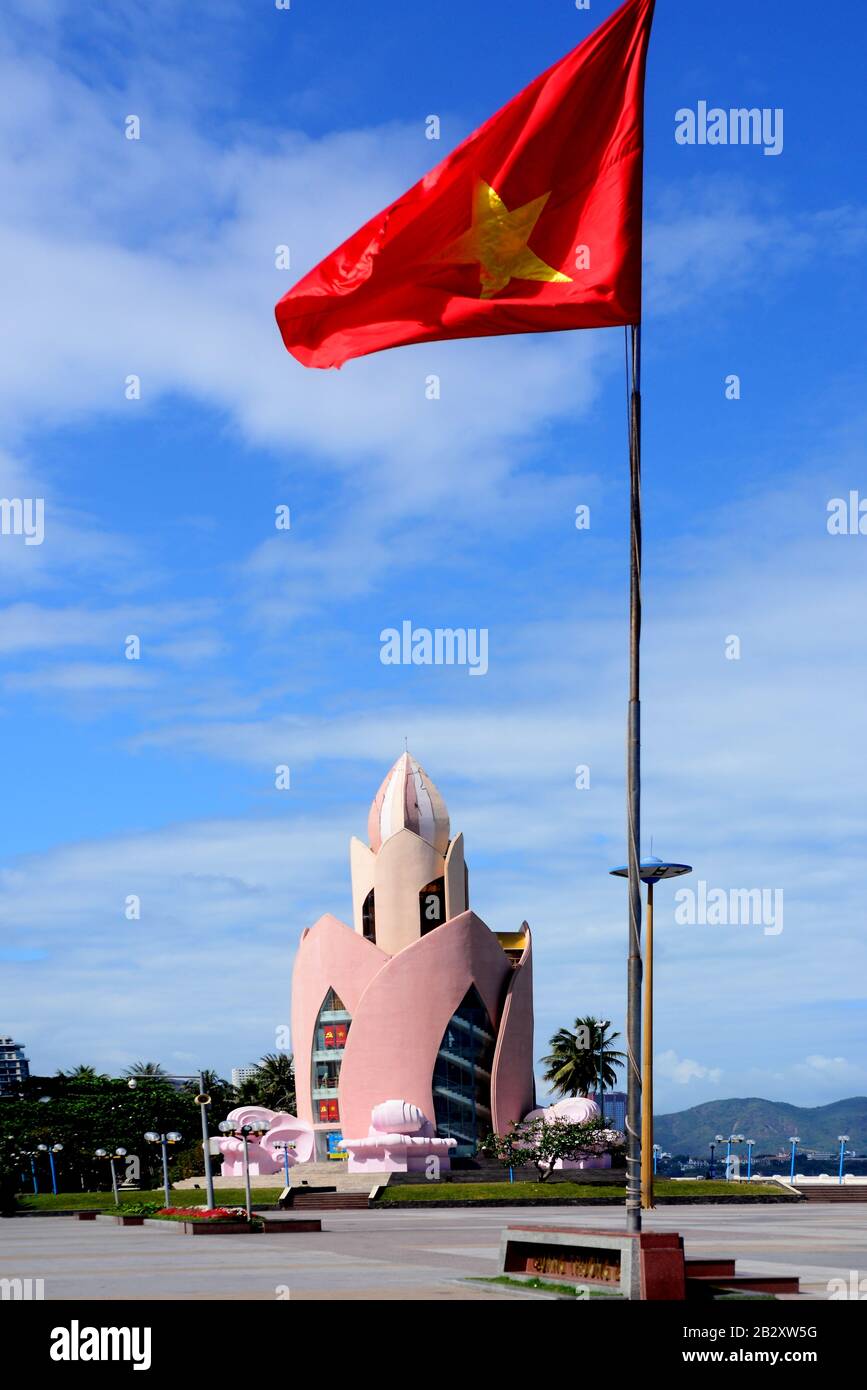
[287,1191,370,1211]
[687,1273,801,1296]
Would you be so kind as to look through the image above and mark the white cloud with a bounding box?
[657,1050,723,1087]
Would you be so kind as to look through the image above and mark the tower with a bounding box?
[291,753,535,1163]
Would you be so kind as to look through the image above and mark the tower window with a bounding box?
[419,877,446,935]
[362,889,376,943]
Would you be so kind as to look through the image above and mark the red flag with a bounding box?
[276,0,655,369]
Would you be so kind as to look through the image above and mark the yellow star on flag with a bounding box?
[440,180,573,299]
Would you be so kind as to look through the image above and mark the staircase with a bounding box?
[685,1258,799,1298]
[796,1185,867,1203]
[284,1190,371,1211]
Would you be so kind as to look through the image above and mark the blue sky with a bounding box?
[0,0,865,1113]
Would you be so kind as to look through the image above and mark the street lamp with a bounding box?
[724,1134,745,1181]
[21,1150,40,1194]
[144,1131,182,1207]
[788,1136,800,1183]
[709,1140,718,1179]
[95,1147,128,1205]
[838,1135,850,1185]
[652,1143,661,1176]
[745,1139,755,1181]
[36,1142,64,1196]
[271,1140,297,1188]
[609,854,692,1211]
[218,1118,269,1219]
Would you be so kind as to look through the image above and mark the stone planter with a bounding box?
[260,1218,322,1233]
[114,1215,144,1226]
[182,1220,253,1234]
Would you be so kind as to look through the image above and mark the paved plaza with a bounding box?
[2,1205,865,1300]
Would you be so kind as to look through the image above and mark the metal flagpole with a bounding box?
[626,321,643,1233]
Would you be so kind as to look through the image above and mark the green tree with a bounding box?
[57,1065,107,1082]
[541,1017,625,1119]
[480,1117,624,1182]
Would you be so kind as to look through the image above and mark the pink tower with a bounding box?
[291,753,536,1166]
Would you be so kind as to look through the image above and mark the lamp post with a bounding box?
[788,1136,800,1183]
[610,855,692,1211]
[219,1119,269,1219]
[838,1135,850,1185]
[708,1140,717,1179]
[144,1131,182,1207]
[745,1139,755,1181]
[36,1142,64,1196]
[95,1147,128,1205]
[724,1134,744,1181]
[272,1140,296,1188]
[23,1150,39,1194]
[652,1143,661,1176]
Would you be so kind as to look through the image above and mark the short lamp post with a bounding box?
[218,1119,269,1219]
[709,1141,717,1179]
[838,1136,850,1185]
[745,1139,755,1181]
[789,1136,800,1183]
[272,1140,296,1188]
[36,1142,64,1196]
[144,1131,182,1207]
[95,1147,128,1205]
[652,1144,661,1175]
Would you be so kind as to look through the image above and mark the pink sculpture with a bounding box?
[339,1100,457,1173]
[216,1105,314,1177]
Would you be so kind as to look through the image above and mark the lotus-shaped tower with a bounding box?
[291,752,536,1164]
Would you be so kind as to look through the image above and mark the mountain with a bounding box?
[654,1097,867,1157]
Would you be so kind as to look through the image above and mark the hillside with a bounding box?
[654,1096,867,1157]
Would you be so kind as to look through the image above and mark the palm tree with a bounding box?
[124,1061,168,1079]
[542,1017,625,1121]
[235,1053,296,1113]
[57,1065,107,1081]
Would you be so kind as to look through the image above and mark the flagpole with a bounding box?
[626,321,643,1233]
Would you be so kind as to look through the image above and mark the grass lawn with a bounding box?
[16,1188,282,1211]
[377,1179,785,1204]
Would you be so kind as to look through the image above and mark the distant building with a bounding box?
[0,1037,30,1096]
[231,1065,259,1089]
[598,1090,627,1132]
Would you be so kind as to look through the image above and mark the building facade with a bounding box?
[291,753,536,1161]
[0,1037,30,1096]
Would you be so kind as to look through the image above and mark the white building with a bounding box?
[0,1037,30,1096]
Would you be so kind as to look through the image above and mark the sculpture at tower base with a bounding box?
[216,1106,315,1177]
[338,1099,457,1173]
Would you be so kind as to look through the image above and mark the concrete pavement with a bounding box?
[2,1204,865,1300]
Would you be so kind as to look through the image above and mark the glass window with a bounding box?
[432,986,495,1156]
